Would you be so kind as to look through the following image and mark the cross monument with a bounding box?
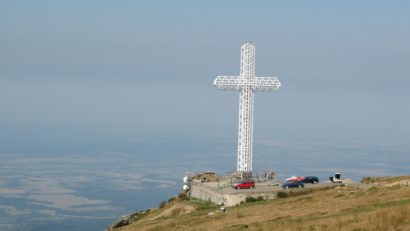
[213,42,281,172]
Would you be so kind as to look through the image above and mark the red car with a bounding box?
[285,176,305,182]
[232,180,255,189]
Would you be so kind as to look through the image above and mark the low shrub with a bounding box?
[178,192,189,201]
[245,196,264,203]
[277,191,289,198]
[158,201,167,209]
[245,197,258,203]
[168,197,176,203]
[361,176,371,183]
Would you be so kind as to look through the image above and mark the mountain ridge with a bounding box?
[107,175,410,231]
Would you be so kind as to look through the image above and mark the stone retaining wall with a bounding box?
[189,184,277,206]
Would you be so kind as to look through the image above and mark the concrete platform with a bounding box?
[189,181,366,206]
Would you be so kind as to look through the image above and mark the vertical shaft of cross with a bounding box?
[238,88,254,171]
[238,43,255,172]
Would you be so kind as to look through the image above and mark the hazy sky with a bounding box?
[1,1,409,146]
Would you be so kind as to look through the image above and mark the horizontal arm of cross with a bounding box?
[213,76,241,90]
[253,77,281,91]
[213,76,281,91]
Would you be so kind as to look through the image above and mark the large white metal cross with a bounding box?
[213,42,281,172]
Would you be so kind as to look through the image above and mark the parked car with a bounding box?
[282,181,304,189]
[232,180,255,189]
[285,176,305,182]
[329,173,342,183]
[302,176,319,184]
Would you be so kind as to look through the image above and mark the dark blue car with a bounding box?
[302,176,319,184]
[282,181,304,189]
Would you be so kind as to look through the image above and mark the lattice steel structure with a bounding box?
[213,42,281,172]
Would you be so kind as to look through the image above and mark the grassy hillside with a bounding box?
[109,176,410,231]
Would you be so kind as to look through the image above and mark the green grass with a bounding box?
[111,175,410,231]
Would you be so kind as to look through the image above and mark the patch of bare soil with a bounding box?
[150,202,195,220]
